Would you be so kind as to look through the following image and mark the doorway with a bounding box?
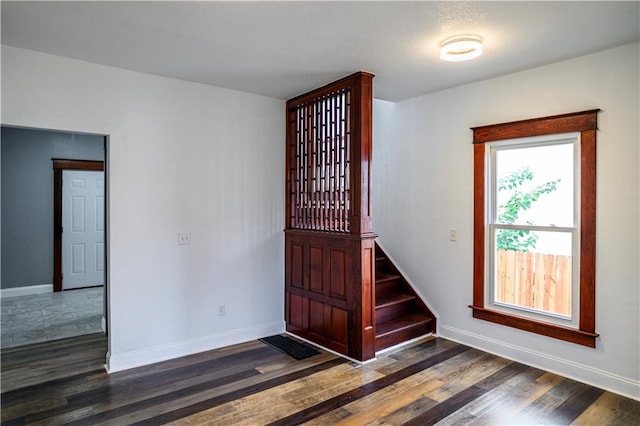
[0,127,108,348]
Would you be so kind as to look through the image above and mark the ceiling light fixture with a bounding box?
[440,35,483,62]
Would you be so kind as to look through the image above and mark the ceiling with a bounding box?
[2,1,639,102]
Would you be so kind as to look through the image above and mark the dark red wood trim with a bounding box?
[287,71,375,108]
[285,229,378,241]
[352,73,373,235]
[470,110,599,346]
[473,144,486,308]
[53,167,63,292]
[470,306,598,347]
[53,159,104,171]
[580,129,597,333]
[52,159,105,292]
[471,109,600,144]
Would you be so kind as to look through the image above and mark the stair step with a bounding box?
[376,292,415,309]
[373,242,437,352]
[376,314,433,337]
[376,273,401,284]
[375,314,434,351]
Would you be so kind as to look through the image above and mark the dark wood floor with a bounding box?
[1,333,638,425]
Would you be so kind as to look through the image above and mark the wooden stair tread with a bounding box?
[376,314,433,337]
[376,273,401,284]
[375,292,415,309]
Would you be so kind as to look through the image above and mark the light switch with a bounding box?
[449,229,458,242]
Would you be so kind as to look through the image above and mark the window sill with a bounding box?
[469,305,598,347]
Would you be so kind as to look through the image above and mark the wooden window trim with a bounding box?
[470,109,600,347]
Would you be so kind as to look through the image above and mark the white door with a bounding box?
[62,170,105,290]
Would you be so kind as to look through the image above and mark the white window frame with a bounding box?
[484,133,581,328]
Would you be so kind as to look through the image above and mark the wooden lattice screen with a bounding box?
[288,89,351,232]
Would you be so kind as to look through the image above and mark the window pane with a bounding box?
[495,143,574,227]
[494,230,573,317]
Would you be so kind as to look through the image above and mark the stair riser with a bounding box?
[375,280,403,297]
[376,300,420,324]
[375,323,432,351]
[375,260,389,273]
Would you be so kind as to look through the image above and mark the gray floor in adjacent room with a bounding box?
[1,287,104,348]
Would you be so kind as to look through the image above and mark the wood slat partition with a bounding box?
[285,72,376,361]
[289,88,351,232]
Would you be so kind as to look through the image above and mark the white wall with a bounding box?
[373,42,639,399]
[1,46,285,371]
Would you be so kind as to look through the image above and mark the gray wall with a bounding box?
[1,127,105,289]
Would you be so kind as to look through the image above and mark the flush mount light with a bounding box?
[440,35,483,62]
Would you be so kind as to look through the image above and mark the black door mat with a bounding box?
[259,335,320,360]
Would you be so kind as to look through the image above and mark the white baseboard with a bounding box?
[0,284,53,298]
[106,321,285,373]
[439,324,640,401]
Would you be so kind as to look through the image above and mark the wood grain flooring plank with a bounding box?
[505,377,587,425]
[107,339,268,381]
[104,362,360,425]
[17,348,293,425]
[367,396,440,426]
[0,396,69,423]
[3,334,638,425]
[310,347,493,425]
[331,378,445,425]
[1,368,106,408]
[60,369,261,425]
[181,362,387,425]
[420,354,510,404]
[301,406,354,425]
[1,333,105,359]
[1,352,107,393]
[472,361,529,389]
[101,353,340,425]
[443,368,560,425]
[194,341,455,426]
[67,345,276,405]
[402,362,529,425]
[1,337,106,376]
[545,384,604,425]
[403,385,486,426]
[3,342,280,424]
[127,357,347,425]
[266,344,471,426]
[375,338,454,376]
[572,391,640,425]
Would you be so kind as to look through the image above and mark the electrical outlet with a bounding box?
[218,304,226,316]
[178,232,191,245]
[449,229,458,242]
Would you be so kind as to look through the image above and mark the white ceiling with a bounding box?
[2,1,639,101]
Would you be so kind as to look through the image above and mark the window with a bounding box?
[470,110,599,347]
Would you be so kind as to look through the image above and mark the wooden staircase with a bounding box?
[375,243,436,352]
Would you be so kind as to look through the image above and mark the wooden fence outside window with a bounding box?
[495,250,572,316]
